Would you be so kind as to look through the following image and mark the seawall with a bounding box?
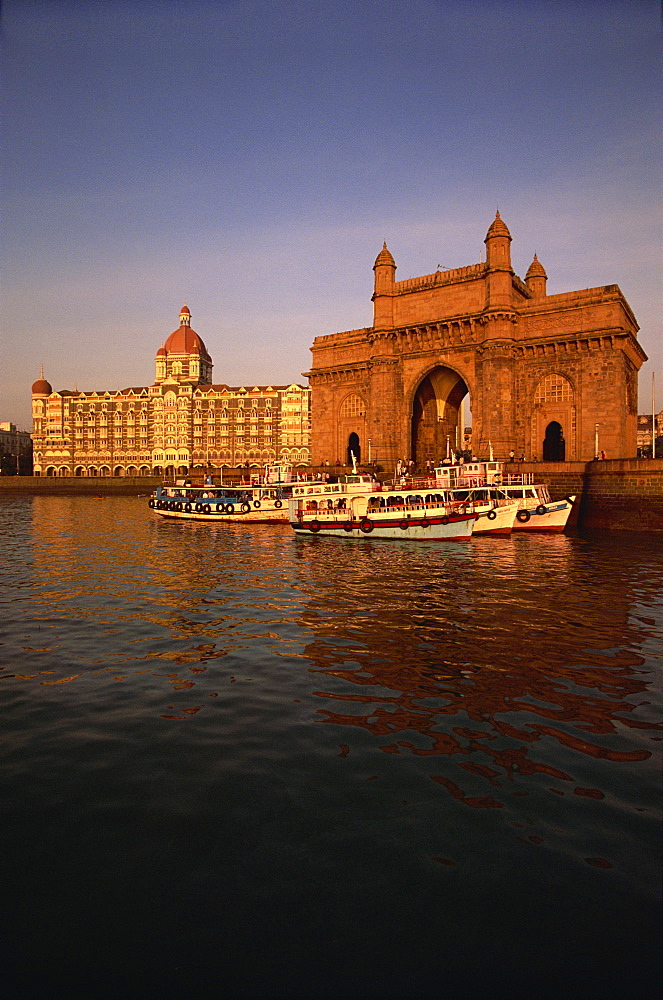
[1,460,662,530]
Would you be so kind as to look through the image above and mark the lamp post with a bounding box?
[595,423,600,459]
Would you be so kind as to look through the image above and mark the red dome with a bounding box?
[32,371,52,394]
[163,325,210,359]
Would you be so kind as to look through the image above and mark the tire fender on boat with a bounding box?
[253,500,261,509]
[202,504,211,514]
[274,500,282,509]
[184,503,192,513]
[487,509,497,520]
[535,505,547,516]
[440,516,449,525]
[516,509,530,523]
[343,521,354,532]
[195,503,203,513]
[359,518,373,533]
[148,499,156,508]
[241,502,251,513]
[225,503,235,515]
[309,520,321,533]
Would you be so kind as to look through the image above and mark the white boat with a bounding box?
[148,464,381,524]
[288,479,475,541]
[149,463,313,523]
[433,462,575,533]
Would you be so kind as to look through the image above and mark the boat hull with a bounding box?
[471,502,518,536]
[291,512,474,540]
[149,498,288,523]
[511,497,575,533]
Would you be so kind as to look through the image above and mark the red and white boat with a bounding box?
[288,477,475,541]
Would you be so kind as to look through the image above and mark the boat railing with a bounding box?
[296,499,473,519]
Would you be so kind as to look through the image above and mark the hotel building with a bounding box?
[31,305,311,476]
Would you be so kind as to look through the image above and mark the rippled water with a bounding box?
[1,497,661,998]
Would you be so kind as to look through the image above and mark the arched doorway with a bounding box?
[543,421,565,461]
[411,367,468,466]
[347,432,360,465]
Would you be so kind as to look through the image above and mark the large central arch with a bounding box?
[411,367,468,465]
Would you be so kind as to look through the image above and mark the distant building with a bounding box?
[637,411,663,458]
[0,422,33,475]
[31,305,311,477]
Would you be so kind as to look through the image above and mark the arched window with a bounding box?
[340,393,365,418]
[534,373,572,404]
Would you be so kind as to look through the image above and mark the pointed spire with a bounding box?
[526,253,547,280]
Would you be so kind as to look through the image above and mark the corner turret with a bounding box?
[525,254,547,298]
[484,211,513,310]
[372,242,396,328]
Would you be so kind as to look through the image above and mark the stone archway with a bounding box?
[543,421,565,461]
[347,432,360,465]
[411,367,468,466]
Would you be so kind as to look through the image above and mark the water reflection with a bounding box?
[8,498,661,785]
[293,534,660,808]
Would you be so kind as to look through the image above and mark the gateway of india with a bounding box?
[306,212,646,467]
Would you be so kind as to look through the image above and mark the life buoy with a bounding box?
[203,504,211,514]
[535,505,547,516]
[225,503,235,515]
[343,521,354,532]
[241,502,251,513]
[360,519,373,533]
[494,475,502,485]
[516,509,530,523]
[194,503,203,513]
[309,520,321,533]
[274,500,282,509]
[184,503,192,513]
[487,509,497,520]
[149,499,156,508]
[253,500,261,509]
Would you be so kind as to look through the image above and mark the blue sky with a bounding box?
[2,0,661,430]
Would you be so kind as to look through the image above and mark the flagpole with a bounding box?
[653,372,656,459]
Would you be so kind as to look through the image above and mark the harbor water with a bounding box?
[1,496,660,999]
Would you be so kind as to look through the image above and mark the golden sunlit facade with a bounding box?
[31,305,311,476]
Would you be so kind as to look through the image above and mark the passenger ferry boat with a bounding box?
[149,463,313,523]
[433,462,575,533]
[288,477,475,541]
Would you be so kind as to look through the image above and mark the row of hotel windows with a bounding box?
[37,451,311,476]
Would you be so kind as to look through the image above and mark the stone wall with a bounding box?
[579,459,663,531]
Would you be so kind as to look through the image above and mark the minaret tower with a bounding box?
[484,210,513,311]
[372,242,396,328]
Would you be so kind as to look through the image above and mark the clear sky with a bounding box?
[2,0,661,431]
